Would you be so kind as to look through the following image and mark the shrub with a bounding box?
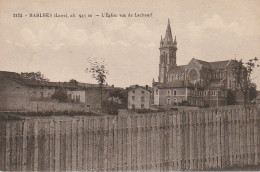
[51,88,68,103]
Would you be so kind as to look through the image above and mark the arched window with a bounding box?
[189,69,199,81]
[174,90,177,96]
[167,98,171,105]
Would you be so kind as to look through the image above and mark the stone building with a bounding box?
[0,71,120,111]
[67,89,85,103]
[128,85,152,110]
[153,20,245,107]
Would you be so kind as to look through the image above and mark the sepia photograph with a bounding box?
[0,0,260,171]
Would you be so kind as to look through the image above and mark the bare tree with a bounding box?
[85,57,109,115]
[231,57,259,109]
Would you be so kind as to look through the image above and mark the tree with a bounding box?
[85,57,109,115]
[231,57,259,109]
[21,71,49,82]
[102,100,125,115]
[249,83,257,101]
[51,88,68,103]
[110,89,128,104]
[226,89,236,105]
[69,79,78,85]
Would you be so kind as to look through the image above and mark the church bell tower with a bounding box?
[158,19,177,83]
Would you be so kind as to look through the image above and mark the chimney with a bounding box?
[146,85,149,89]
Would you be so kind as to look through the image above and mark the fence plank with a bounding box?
[10,123,16,171]
[0,122,6,171]
[253,109,258,165]
[33,121,38,171]
[54,120,60,171]
[71,120,77,171]
[50,121,55,171]
[21,122,27,171]
[1,108,260,171]
[126,116,131,170]
[77,119,83,171]
[5,122,10,171]
[66,120,72,171]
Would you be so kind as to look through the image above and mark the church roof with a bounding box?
[168,65,186,73]
[195,59,239,70]
[164,19,173,44]
[196,59,211,69]
[209,60,230,69]
[161,19,177,47]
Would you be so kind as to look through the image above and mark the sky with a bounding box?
[0,0,260,88]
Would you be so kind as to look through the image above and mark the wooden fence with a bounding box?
[1,108,260,171]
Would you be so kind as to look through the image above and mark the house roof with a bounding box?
[0,71,121,90]
[128,85,152,93]
[0,71,22,79]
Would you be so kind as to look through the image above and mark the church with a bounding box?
[152,19,244,107]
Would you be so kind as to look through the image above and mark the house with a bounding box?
[127,85,152,110]
[0,71,122,111]
[153,20,245,108]
[67,89,85,103]
[108,96,122,104]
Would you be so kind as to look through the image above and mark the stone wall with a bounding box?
[0,78,31,111]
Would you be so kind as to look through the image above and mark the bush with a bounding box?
[102,100,126,115]
[204,104,210,108]
[226,89,236,105]
[51,88,68,102]
[179,101,189,106]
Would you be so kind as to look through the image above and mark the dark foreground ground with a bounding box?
[208,165,260,171]
[0,111,101,120]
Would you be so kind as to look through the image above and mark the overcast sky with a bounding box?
[0,0,260,88]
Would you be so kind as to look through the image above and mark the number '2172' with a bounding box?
[13,13,23,17]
